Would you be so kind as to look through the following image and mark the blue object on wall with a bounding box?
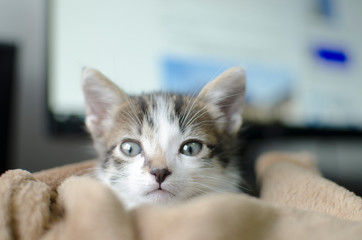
[315,48,348,64]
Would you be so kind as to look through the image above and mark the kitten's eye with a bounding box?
[120,141,142,157]
[180,141,202,156]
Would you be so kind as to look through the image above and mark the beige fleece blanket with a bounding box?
[1,152,361,240]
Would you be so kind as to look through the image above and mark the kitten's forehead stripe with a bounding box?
[146,114,154,128]
[138,96,148,116]
[174,94,186,132]
[174,94,184,118]
[137,96,152,133]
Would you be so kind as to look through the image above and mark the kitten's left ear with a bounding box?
[198,67,246,136]
[82,67,127,143]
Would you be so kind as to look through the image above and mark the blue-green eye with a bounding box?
[180,141,202,156]
[121,141,142,157]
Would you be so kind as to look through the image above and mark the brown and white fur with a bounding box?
[82,67,246,209]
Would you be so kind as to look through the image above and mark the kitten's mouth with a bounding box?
[146,188,176,197]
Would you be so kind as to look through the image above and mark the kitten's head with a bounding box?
[82,67,246,208]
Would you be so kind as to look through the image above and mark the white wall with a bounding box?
[0,0,95,172]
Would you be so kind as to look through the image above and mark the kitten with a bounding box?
[82,67,246,209]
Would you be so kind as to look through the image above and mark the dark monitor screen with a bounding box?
[0,43,16,173]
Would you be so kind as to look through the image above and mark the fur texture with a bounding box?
[82,67,246,208]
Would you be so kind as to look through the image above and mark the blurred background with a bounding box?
[1,0,361,195]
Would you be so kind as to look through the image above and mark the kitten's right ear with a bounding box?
[82,68,127,141]
[198,67,246,136]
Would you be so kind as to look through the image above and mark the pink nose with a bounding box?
[150,168,172,184]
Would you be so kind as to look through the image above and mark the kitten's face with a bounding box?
[82,67,246,209]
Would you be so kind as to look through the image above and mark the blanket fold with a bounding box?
[256,152,362,220]
[1,152,361,240]
[0,170,55,240]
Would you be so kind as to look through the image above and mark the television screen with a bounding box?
[47,0,362,133]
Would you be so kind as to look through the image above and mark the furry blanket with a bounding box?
[1,152,361,240]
